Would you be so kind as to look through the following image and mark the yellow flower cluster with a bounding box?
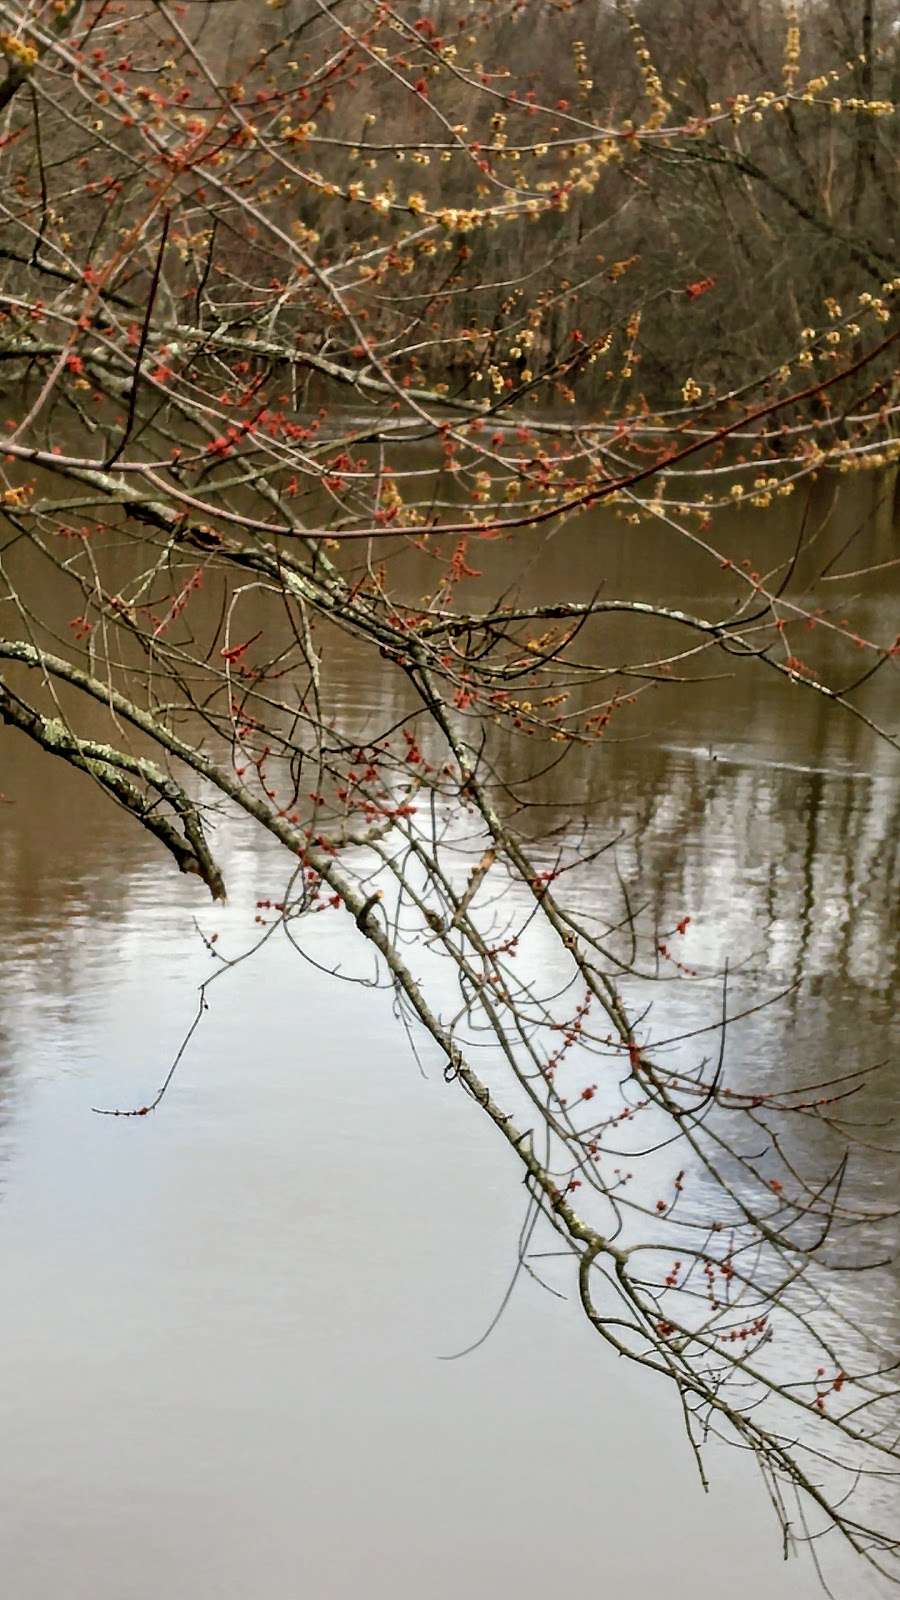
[2,484,31,506]
[0,30,38,69]
[283,120,317,143]
[750,476,783,507]
[839,98,895,116]
[290,220,320,250]
[625,10,670,129]
[435,208,480,232]
[834,438,900,473]
[572,38,592,101]
[782,4,800,89]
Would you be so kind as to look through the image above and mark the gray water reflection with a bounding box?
[0,491,897,1598]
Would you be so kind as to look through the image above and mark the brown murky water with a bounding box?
[0,471,897,1598]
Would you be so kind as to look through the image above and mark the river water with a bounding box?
[0,471,897,1597]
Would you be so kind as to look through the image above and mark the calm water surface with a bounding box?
[0,483,897,1598]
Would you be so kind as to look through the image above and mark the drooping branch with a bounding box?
[0,673,226,899]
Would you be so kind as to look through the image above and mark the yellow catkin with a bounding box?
[782,2,801,89]
[621,8,670,130]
